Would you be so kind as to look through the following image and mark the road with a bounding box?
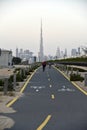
[4,66,87,130]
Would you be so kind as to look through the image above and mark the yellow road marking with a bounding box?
[6,96,19,107]
[20,70,36,93]
[72,81,87,95]
[53,66,70,81]
[51,94,55,99]
[37,115,51,130]
[53,66,87,96]
[6,69,37,107]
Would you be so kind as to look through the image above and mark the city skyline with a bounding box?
[0,0,87,56]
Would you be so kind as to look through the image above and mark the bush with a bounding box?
[70,73,84,82]
[0,80,4,86]
[0,79,14,91]
[8,77,14,91]
[8,82,14,91]
[16,73,24,82]
[0,80,3,91]
[29,68,34,72]
[0,86,3,91]
[9,75,14,82]
[12,57,21,64]
[26,71,31,75]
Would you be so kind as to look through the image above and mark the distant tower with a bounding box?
[39,19,44,62]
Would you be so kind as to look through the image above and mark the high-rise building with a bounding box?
[71,49,77,57]
[64,48,67,58]
[77,47,81,56]
[16,47,19,57]
[56,47,60,59]
[39,19,44,62]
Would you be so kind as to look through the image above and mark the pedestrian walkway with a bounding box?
[0,116,14,130]
[0,67,87,130]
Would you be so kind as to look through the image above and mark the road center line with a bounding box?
[51,94,55,99]
[49,84,52,88]
[37,115,51,130]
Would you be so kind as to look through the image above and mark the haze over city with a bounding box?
[0,0,87,57]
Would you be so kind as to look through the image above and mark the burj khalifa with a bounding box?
[39,19,44,62]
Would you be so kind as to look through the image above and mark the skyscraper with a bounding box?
[16,47,19,57]
[39,19,44,62]
[64,48,67,58]
[56,47,60,59]
[71,49,77,57]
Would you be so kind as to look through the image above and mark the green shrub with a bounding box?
[16,73,24,82]
[0,86,3,91]
[0,79,14,91]
[8,82,14,91]
[9,75,14,82]
[70,73,84,81]
[29,69,34,72]
[8,77,14,91]
[0,80,4,86]
[26,71,31,75]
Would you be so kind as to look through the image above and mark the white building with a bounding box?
[71,49,77,57]
[16,48,33,61]
[16,47,19,57]
[0,49,13,67]
[56,47,60,59]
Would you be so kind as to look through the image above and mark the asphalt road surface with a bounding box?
[4,66,87,130]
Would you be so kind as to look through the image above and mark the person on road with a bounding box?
[42,61,46,72]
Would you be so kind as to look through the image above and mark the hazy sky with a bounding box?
[0,0,87,56]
